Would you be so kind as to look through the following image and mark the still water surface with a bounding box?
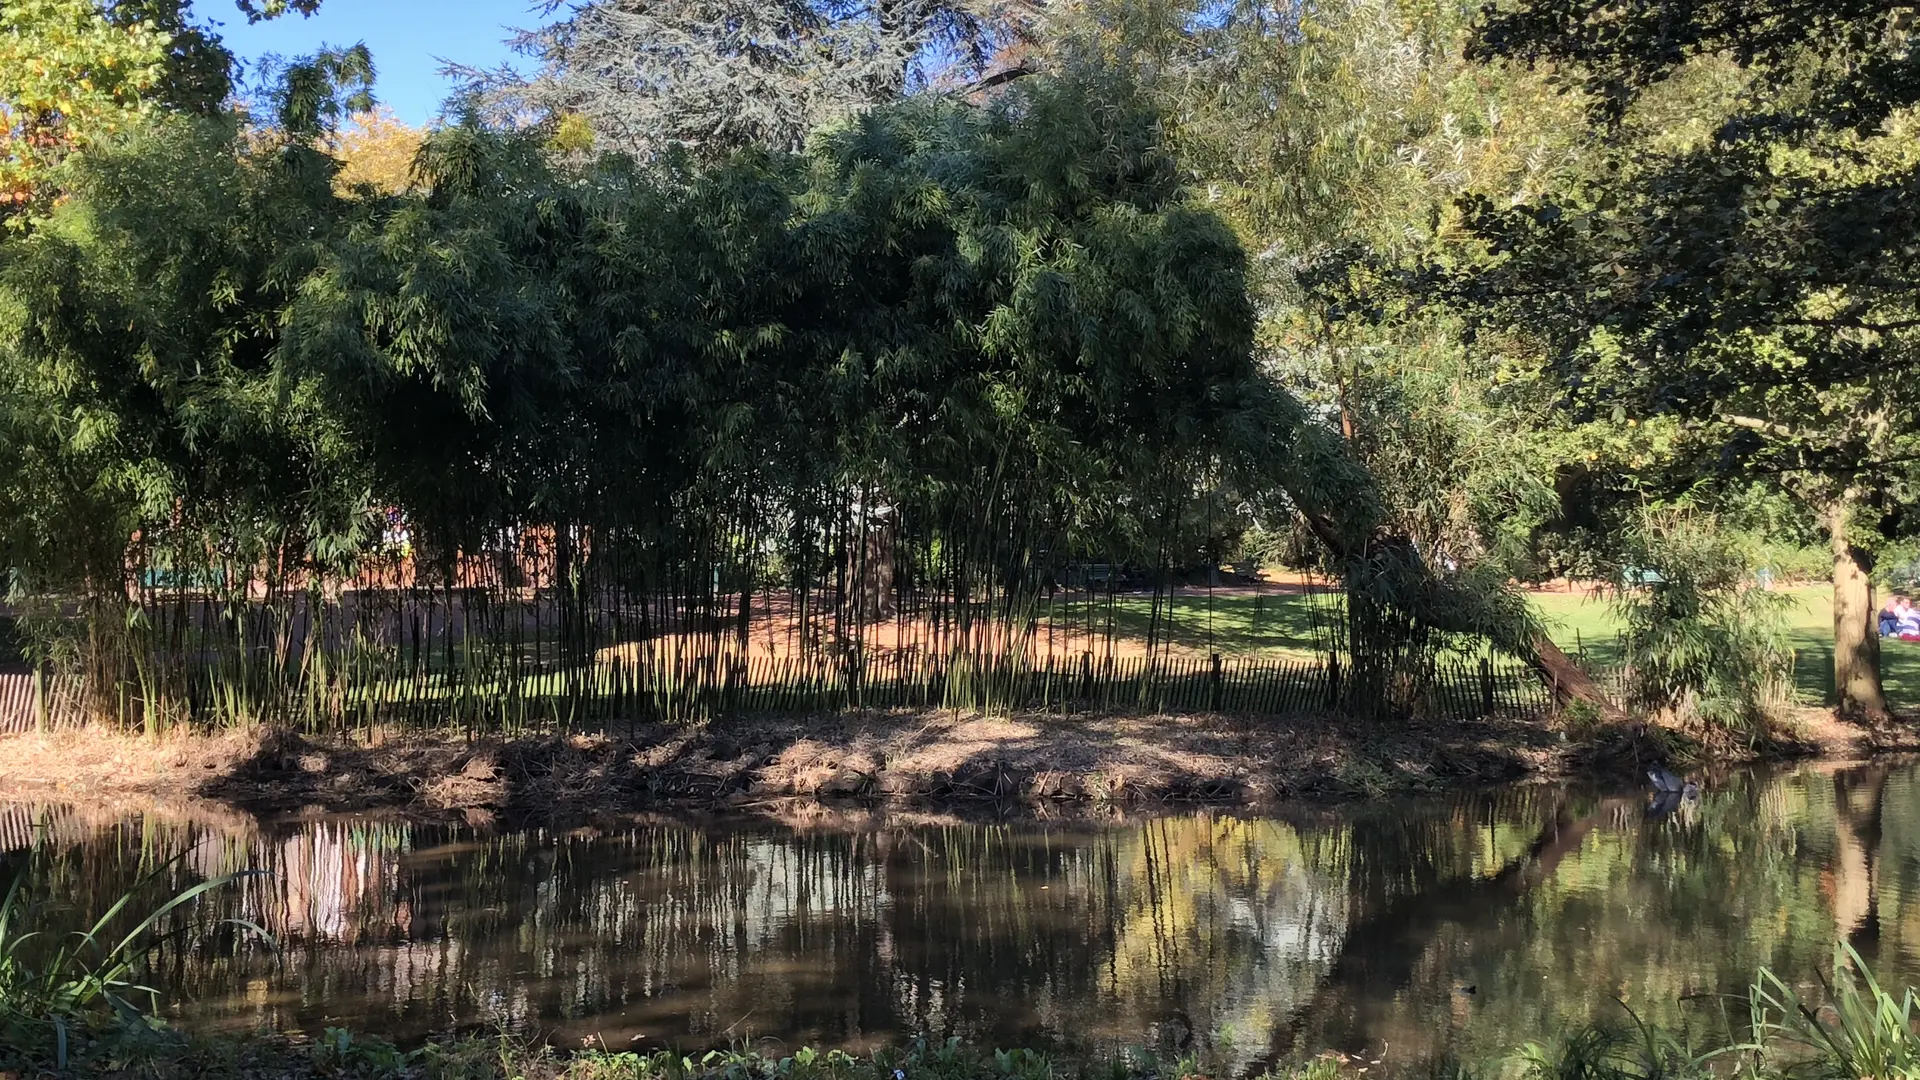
[3,760,1916,1075]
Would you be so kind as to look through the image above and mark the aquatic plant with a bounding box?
[0,859,265,1070]
[1748,944,1920,1080]
[1513,1017,1722,1080]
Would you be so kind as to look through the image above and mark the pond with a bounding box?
[2,759,1915,1077]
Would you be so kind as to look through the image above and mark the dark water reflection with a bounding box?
[4,760,1918,1076]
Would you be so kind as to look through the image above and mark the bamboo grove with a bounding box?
[0,71,1533,733]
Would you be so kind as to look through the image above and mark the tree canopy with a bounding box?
[15,0,1917,730]
[1454,0,1920,718]
[0,63,1348,666]
[458,0,1037,159]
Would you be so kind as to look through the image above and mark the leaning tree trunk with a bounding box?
[1526,634,1629,723]
[1828,494,1890,723]
[1296,509,1627,721]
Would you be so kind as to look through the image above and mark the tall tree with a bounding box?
[1,0,325,215]
[1459,0,1920,720]
[1033,0,1623,713]
[458,0,1036,159]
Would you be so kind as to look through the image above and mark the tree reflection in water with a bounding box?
[4,761,1919,1078]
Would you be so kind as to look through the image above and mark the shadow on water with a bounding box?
[3,759,1918,1077]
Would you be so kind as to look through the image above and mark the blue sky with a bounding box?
[209,0,551,125]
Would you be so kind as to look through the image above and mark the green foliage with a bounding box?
[313,1026,410,1077]
[1510,947,1920,1080]
[236,0,323,19]
[0,1,327,210]
[1607,513,1796,735]
[1457,0,1920,710]
[4,63,1432,728]
[1045,0,1591,576]
[1031,1,1631,705]
[1879,544,1920,595]
[260,42,374,137]
[0,859,264,1071]
[1748,944,1920,1080]
[0,0,170,205]
[0,0,1593,729]
[1513,1015,1722,1080]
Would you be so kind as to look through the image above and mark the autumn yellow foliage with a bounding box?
[326,107,425,195]
[0,0,168,207]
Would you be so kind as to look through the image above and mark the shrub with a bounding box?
[1608,512,1796,739]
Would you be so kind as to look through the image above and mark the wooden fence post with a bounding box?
[1479,657,1495,716]
[1209,652,1223,711]
[1326,652,1341,708]
[845,647,861,710]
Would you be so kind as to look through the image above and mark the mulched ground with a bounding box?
[0,704,1909,824]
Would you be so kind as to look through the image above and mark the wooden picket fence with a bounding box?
[0,650,1556,736]
[0,669,85,734]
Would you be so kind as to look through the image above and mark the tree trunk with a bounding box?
[1527,633,1630,723]
[856,497,895,622]
[1829,495,1890,723]
[1296,509,1627,720]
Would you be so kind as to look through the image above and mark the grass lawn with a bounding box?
[1053,583,1915,710]
[1066,588,1337,655]
[1529,584,1917,710]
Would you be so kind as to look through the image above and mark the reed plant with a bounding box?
[1513,1011,1726,1080]
[1514,944,1920,1080]
[0,859,266,1071]
[1747,944,1920,1080]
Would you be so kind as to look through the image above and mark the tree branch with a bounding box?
[1718,413,1821,443]
[958,66,1032,95]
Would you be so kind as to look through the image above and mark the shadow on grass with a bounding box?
[1085,589,1336,655]
[1788,632,1920,707]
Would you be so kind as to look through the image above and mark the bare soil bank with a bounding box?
[1,707,1913,821]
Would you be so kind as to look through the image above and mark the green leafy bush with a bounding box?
[1609,512,1796,738]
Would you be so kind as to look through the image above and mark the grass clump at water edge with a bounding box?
[1511,943,1920,1080]
[0,860,268,1073]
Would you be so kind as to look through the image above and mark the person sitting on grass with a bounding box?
[1884,595,1920,642]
